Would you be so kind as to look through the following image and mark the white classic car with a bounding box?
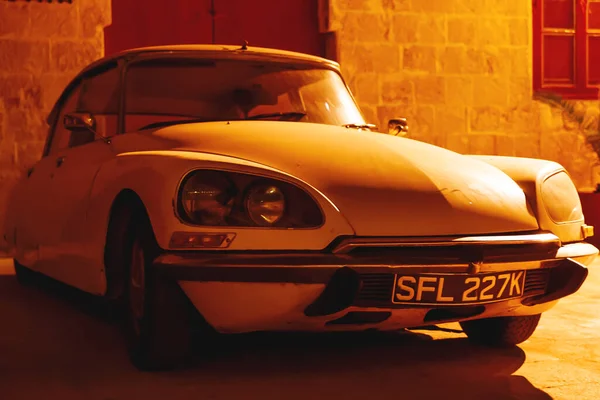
[3,44,598,370]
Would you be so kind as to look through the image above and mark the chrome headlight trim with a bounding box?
[175,168,325,229]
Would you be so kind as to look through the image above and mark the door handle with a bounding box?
[56,156,66,168]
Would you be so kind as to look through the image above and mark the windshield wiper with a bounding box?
[246,111,307,121]
[137,112,307,130]
[138,118,208,131]
[343,123,377,130]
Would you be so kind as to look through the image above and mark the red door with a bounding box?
[104,0,324,57]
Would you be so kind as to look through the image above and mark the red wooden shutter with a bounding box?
[533,0,599,98]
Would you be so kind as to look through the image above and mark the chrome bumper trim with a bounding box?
[556,242,598,265]
[332,232,561,254]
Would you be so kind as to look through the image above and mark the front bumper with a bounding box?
[153,234,598,333]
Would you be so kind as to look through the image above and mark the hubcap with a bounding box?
[129,239,145,335]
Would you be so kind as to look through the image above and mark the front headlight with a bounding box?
[177,169,324,228]
[245,184,286,226]
[540,171,584,223]
[180,170,236,225]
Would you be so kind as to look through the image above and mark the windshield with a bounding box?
[123,58,366,132]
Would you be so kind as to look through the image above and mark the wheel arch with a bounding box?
[103,188,157,300]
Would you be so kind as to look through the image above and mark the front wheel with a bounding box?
[122,210,194,371]
[460,314,542,347]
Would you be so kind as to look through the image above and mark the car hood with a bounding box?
[152,121,538,236]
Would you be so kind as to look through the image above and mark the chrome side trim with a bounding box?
[332,232,561,254]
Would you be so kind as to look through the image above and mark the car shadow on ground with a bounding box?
[0,268,552,400]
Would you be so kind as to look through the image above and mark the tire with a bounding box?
[460,314,542,347]
[119,206,194,371]
[13,259,37,285]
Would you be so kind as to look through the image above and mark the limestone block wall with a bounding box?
[325,0,600,190]
[0,0,110,246]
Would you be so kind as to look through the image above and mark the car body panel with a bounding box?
[472,155,586,243]
[54,132,356,294]
[178,281,561,334]
[31,141,116,292]
[168,241,597,333]
[10,156,58,267]
[94,134,357,250]
[151,121,540,236]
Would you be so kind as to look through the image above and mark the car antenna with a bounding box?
[240,40,249,50]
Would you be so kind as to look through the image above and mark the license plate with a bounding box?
[391,270,526,305]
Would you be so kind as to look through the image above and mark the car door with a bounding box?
[11,148,64,268]
[35,63,122,286]
[11,79,89,270]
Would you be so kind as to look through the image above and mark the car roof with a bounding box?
[47,44,341,125]
[85,44,340,75]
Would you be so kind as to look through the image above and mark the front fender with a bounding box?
[470,155,584,243]
[86,150,355,256]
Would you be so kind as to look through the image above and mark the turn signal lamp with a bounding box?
[169,232,236,249]
[582,224,594,239]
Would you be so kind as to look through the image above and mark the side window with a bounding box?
[47,64,120,155]
[47,84,82,156]
[77,64,120,140]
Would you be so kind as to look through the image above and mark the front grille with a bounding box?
[345,243,558,264]
[355,273,395,304]
[353,268,552,306]
[523,268,550,296]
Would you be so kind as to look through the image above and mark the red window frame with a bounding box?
[533,0,600,99]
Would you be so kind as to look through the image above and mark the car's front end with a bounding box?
[157,232,595,333]
[143,130,597,335]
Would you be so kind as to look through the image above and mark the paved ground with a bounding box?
[0,258,599,400]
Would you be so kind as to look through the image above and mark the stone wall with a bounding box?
[324,0,600,191]
[0,0,110,250]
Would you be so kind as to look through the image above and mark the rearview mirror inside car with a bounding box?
[63,113,96,132]
[388,118,409,136]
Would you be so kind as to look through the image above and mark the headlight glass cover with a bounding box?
[180,171,235,225]
[177,170,324,228]
[245,184,286,226]
[541,171,584,223]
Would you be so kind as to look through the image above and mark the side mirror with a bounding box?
[388,118,409,136]
[64,113,96,132]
